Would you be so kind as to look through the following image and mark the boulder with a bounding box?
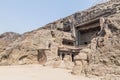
[72,65,83,75]
[75,53,87,60]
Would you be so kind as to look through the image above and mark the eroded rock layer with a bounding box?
[0,0,120,80]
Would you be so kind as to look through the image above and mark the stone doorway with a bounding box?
[58,48,80,62]
[37,49,47,65]
[78,27,100,45]
[76,19,101,46]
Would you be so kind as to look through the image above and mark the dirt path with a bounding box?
[0,65,98,80]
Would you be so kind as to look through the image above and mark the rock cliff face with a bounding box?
[72,13,120,80]
[0,32,20,54]
[87,14,120,79]
[0,0,120,80]
[0,29,74,65]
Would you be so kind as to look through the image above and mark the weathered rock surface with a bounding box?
[0,0,120,80]
[0,32,21,54]
[0,29,74,65]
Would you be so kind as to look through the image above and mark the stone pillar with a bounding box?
[59,52,62,60]
[76,30,80,46]
[72,25,77,46]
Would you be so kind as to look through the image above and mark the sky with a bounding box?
[0,0,100,34]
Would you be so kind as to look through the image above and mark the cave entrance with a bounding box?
[58,48,80,62]
[76,19,101,46]
[62,39,74,46]
[58,49,72,62]
[37,49,47,65]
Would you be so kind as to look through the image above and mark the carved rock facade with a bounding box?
[0,0,120,80]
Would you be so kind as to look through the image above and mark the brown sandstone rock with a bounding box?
[72,65,83,75]
[0,0,120,80]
